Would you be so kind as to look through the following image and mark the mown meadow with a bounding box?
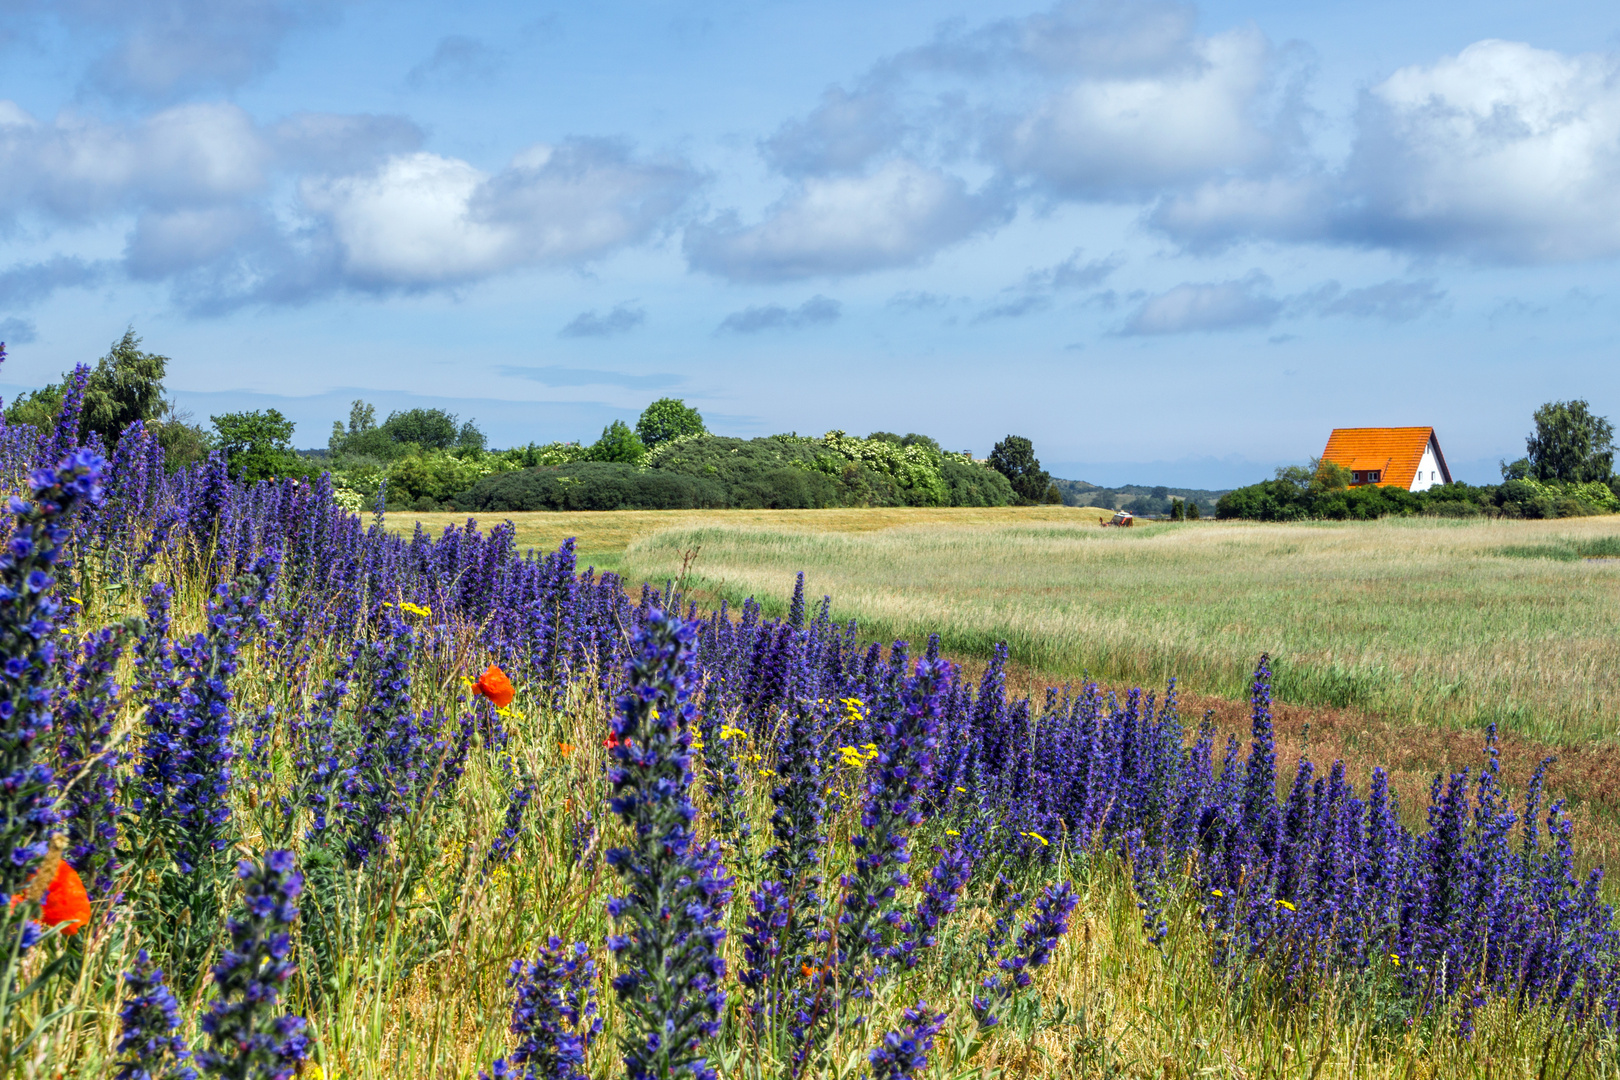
[3,373,1620,1080]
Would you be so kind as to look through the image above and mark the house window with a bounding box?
[1367,471,1381,483]
[1352,471,1364,483]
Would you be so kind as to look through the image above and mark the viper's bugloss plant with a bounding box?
[604,610,733,1080]
[482,937,601,1080]
[57,623,131,898]
[0,451,104,895]
[972,881,1079,1030]
[485,777,533,871]
[868,1001,946,1080]
[141,554,278,983]
[196,850,309,1080]
[114,950,198,1080]
[740,697,827,1017]
[785,658,950,1072]
[837,656,949,990]
[0,452,103,1054]
[896,844,973,969]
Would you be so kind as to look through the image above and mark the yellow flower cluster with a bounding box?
[383,600,433,618]
[836,743,879,770]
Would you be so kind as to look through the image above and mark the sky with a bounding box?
[1,1,1617,487]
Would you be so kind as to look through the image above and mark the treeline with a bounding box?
[1216,475,1619,521]
[1218,401,1620,521]
[2,332,1077,512]
[455,429,1018,512]
[1053,478,1226,518]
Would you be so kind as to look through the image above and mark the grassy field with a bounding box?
[620,515,1620,747]
[390,505,1111,576]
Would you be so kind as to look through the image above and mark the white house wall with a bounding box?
[1411,442,1443,491]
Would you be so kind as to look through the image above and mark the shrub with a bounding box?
[1216,480,1311,521]
[587,421,647,465]
[939,457,1015,507]
[454,462,727,512]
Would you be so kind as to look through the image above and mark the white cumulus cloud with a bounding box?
[1340,39,1620,262]
[303,140,699,287]
[999,27,1283,198]
[685,159,1009,281]
[0,101,267,222]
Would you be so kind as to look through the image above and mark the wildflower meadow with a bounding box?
[2,356,1619,1079]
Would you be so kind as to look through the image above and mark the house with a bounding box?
[1320,427,1452,492]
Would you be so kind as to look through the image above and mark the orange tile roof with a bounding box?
[1320,427,1442,489]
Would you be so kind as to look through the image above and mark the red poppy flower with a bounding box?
[11,861,90,936]
[472,664,515,708]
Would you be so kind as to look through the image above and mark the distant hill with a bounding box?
[1053,478,1228,518]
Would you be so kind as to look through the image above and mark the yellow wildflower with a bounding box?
[1275,899,1297,912]
[1022,831,1050,847]
[1211,889,1224,898]
[946,830,960,837]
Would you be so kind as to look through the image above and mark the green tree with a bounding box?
[988,435,1052,504]
[211,409,308,482]
[3,328,170,444]
[635,398,706,450]
[2,385,64,434]
[381,407,460,450]
[588,419,647,464]
[330,399,378,455]
[455,419,487,453]
[149,400,212,471]
[1526,400,1615,482]
[82,330,168,442]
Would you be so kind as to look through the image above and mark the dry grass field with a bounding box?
[619,515,1620,745]
[390,505,1112,574]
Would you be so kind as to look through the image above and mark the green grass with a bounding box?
[619,515,1620,745]
[1497,535,1620,561]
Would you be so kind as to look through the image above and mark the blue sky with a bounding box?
[1,0,1617,487]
